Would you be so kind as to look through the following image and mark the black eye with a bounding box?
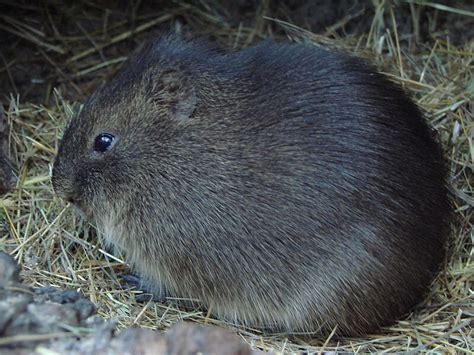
[94,133,115,152]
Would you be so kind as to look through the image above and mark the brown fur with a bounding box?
[52,37,450,336]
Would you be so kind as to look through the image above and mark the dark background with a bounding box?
[0,0,472,104]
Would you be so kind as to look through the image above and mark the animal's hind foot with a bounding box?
[120,273,168,303]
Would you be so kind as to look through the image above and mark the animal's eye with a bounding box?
[94,133,115,152]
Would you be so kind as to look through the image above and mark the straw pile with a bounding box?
[0,1,472,352]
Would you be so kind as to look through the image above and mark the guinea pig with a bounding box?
[52,36,450,336]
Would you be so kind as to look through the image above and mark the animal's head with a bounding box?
[52,46,197,219]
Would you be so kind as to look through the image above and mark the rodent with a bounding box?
[52,36,450,336]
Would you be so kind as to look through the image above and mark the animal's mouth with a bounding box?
[51,175,92,219]
[60,195,97,225]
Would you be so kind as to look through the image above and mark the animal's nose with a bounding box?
[52,179,78,204]
[55,186,79,206]
[64,194,76,204]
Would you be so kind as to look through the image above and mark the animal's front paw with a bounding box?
[120,274,168,303]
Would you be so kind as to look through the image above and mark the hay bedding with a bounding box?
[0,1,472,353]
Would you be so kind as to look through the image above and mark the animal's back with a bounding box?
[153,41,450,334]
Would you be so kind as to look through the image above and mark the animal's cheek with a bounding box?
[78,169,105,201]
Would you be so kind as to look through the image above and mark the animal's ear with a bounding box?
[149,67,197,123]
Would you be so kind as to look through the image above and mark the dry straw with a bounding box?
[0,1,472,353]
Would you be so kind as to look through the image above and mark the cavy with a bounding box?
[52,36,450,336]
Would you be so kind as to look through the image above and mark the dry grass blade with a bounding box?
[0,15,65,54]
[67,10,188,63]
[402,1,474,17]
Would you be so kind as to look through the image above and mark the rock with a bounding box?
[34,287,81,303]
[108,327,167,355]
[0,293,33,335]
[48,322,263,355]
[0,253,97,351]
[165,322,260,355]
[28,302,79,329]
[0,253,262,354]
[72,298,96,321]
[0,252,21,283]
[34,286,96,321]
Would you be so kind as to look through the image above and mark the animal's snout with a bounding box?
[63,193,77,204]
[52,174,78,204]
[52,156,79,205]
